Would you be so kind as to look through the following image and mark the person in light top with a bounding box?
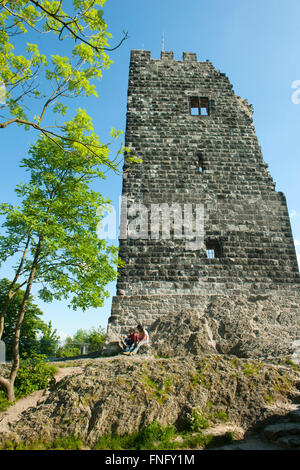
[123,323,149,356]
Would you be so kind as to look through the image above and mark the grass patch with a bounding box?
[141,375,174,405]
[0,391,13,412]
[94,421,177,450]
[0,435,83,450]
[179,431,234,449]
[284,359,300,372]
[242,361,262,377]
[210,409,228,422]
[0,422,236,451]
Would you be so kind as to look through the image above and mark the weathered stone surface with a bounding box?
[106,292,300,360]
[290,409,300,423]
[1,355,299,448]
[263,422,300,440]
[147,294,300,360]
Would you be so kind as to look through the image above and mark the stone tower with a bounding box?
[105,50,300,357]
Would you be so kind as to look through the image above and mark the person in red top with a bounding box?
[123,324,150,356]
[120,328,139,353]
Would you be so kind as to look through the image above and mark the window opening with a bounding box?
[189,97,209,116]
[200,98,209,115]
[190,96,200,115]
[206,240,221,259]
[198,156,203,174]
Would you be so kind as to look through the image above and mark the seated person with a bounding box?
[123,324,149,356]
[120,328,139,353]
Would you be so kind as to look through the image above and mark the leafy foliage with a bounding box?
[56,326,106,357]
[0,391,13,412]
[0,120,121,399]
[38,320,60,356]
[0,434,84,450]
[1,1,111,125]
[0,0,134,403]
[0,278,59,359]
[0,278,43,357]
[0,351,57,410]
[0,426,235,450]
[14,352,57,398]
[94,421,177,450]
[0,1,137,169]
[186,407,210,431]
[0,120,121,310]
[92,421,234,450]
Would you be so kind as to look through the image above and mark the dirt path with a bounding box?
[0,366,83,435]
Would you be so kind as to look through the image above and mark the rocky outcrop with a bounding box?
[1,301,300,450]
[148,295,300,360]
[1,354,300,449]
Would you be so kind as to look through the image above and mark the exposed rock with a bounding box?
[148,296,300,360]
[263,422,300,440]
[1,354,299,449]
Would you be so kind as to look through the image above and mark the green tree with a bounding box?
[0,0,139,403]
[0,0,137,403]
[0,124,122,401]
[0,277,51,359]
[38,320,59,357]
[86,326,106,351]
[0,0,128,162]
[56,326,106,357]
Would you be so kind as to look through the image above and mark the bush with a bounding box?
[134,421,176,450]
[187,407,210,431]
[14,353,57,398]
[55,345,81,358]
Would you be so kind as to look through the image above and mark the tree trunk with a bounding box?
[0,236,42,401]
[0,376,15,402]
[0,232,31,339]
[9,237,43,388]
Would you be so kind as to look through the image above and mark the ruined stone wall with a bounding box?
[106,50,299,344]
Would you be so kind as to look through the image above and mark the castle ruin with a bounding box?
[105,50,300,358]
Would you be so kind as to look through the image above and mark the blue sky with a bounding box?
[1,0,300,339]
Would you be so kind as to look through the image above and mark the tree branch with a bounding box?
[28,0,128,52]
[0,117,122,173]
[2,4,49,34]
